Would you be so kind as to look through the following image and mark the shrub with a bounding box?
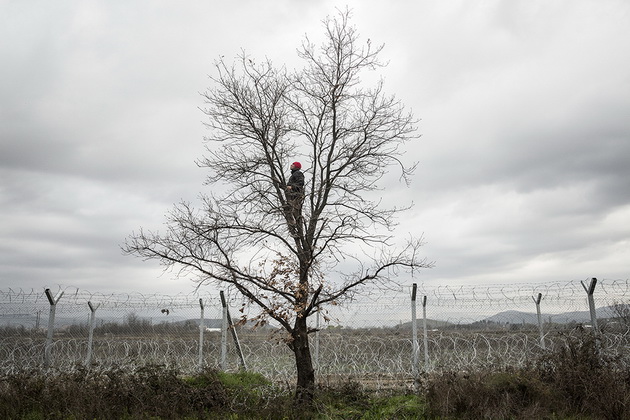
[0,365,229,419]
[425,369,556,420]
[425,331,630,420]
[535,331,630,420]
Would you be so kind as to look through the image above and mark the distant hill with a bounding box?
[3,305,623,330]
[483,306,619,325]
[172,318,222,328]
[395,318,455,330]
[482,310,539,325]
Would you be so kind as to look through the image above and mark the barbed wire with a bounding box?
[2,278,627,310]
[1,279,628,388]
[0,287,224,316]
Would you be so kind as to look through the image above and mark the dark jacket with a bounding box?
[287,169,304,194]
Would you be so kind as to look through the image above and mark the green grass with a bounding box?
[217,370,271,388]
[316,393,426,419]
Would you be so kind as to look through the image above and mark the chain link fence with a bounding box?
[1,279,629,389]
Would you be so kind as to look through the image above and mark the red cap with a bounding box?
[292,162,302,169]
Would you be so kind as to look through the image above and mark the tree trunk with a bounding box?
[292,316,315,407]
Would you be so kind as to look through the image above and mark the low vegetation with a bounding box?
[0,332,627,419]
[424,331,630,420]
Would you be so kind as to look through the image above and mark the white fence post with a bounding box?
[85,301,100,366]
[198,298,205,372]
[581,277,599,333]
[44,288,64,369]
[532,293,545,350]
[411,283,419,386]
[220,293,228,371]
[422,295,430,371]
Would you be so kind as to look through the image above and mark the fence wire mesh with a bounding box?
[1,279,629,389]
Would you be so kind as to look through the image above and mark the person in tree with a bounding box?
[286,161,304,196]
[286,161,304,226]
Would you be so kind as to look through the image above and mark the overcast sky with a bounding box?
[1,0,628,296]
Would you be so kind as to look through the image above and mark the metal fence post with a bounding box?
[85,301,100,366]
[411,283,419,386]
[220,293,228,371]
[422,295,430,371]
[198,298,205,372]
[44,288,64,369]
[581,277,599,333]
[220,291,247,371]
[532,293,545,349]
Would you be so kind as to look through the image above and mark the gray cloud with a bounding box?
[1,0,628,294]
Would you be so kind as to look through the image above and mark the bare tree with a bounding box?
[123,9,431,406]
[612,301,630,326]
